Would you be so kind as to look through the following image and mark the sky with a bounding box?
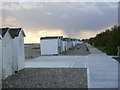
[0,2,118,43]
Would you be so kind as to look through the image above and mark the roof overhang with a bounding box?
[0,34,2,39]
[40,36,63,40]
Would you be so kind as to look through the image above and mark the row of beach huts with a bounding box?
[40,36,83,55]
[0,28,83,82]
[0,27,26,81]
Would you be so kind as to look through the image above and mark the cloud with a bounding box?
[24,29,67,43]
[1,2,118,43]
[45,12,53,16]
[61,14,69,19]
[78,30,103,39]
[5,16,16,22]
[1,2,44,11]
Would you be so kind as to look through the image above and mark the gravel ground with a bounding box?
[60,43,90,56]
[3,68,87,88]
[25,45,41,59]
[25,43,90,60]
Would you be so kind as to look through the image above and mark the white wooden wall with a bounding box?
[12,38,18,73]
[67,41,72,50]
[62,41,67,51]
[17,31,25,71]
[12,31,25,72]
[73,41,76,46]
[60,39,63,53]
[2,32,13,79]
[41,39,59,55]
[0,38,2,89]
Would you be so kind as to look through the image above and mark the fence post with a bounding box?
[117,46,120,57]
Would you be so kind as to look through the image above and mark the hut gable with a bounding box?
[9,28,26,38]
[0,28,9,38]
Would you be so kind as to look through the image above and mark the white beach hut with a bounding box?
[63,38,71,50]
[9,28,26,72]
[70,38,73,48]
[67,38,73,49]
[72,38,77,47]
[62,38,67,51]
[0,34,2,87]
[40,36,63,55]
[77,39,82,45]
[0,28,13,79]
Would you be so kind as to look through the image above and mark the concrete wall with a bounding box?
[41,39,59,55]
[2,32,13,79]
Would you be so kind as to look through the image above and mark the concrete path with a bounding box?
[25,56,87,68]
[25,43,119,88]
[86,44,118,88]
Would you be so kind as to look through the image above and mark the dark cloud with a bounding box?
[2,2,118,38]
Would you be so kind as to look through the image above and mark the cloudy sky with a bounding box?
[1,2,118,43]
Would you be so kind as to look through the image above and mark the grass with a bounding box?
[112,57,120,63]
[94,46,115,56]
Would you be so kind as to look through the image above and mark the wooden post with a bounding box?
[117,46,120,57]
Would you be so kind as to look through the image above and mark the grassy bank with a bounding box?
[89,25,120,56]
[112,57,120,63]
[94,46,115,55]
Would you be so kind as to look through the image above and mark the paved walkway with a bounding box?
[26,56,87,68]
[86,44,118,88]
[25,43,119,88]
[60,43,89,56]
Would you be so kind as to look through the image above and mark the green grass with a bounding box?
[112,57,120,63]
[94,46,115,55]
[95,46,107,53]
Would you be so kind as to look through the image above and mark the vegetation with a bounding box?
[89,25,120,55]
[112,57,120,63]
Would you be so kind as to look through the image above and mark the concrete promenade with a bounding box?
[25,43,119,88]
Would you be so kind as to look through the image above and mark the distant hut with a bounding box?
[40,36,63,55]
[62,38,68,51]
[72,38,77,47]
[9,28,26,72]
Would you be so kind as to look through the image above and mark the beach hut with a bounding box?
[9,28,26,72]
[63,38,72,50]
[66,38,73,49]
[0,34,2,86]
[62,38,67,51]
[0,28,13,79]
[77,39,82,44]
[72,38,77,47]
[40,36,63,55]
